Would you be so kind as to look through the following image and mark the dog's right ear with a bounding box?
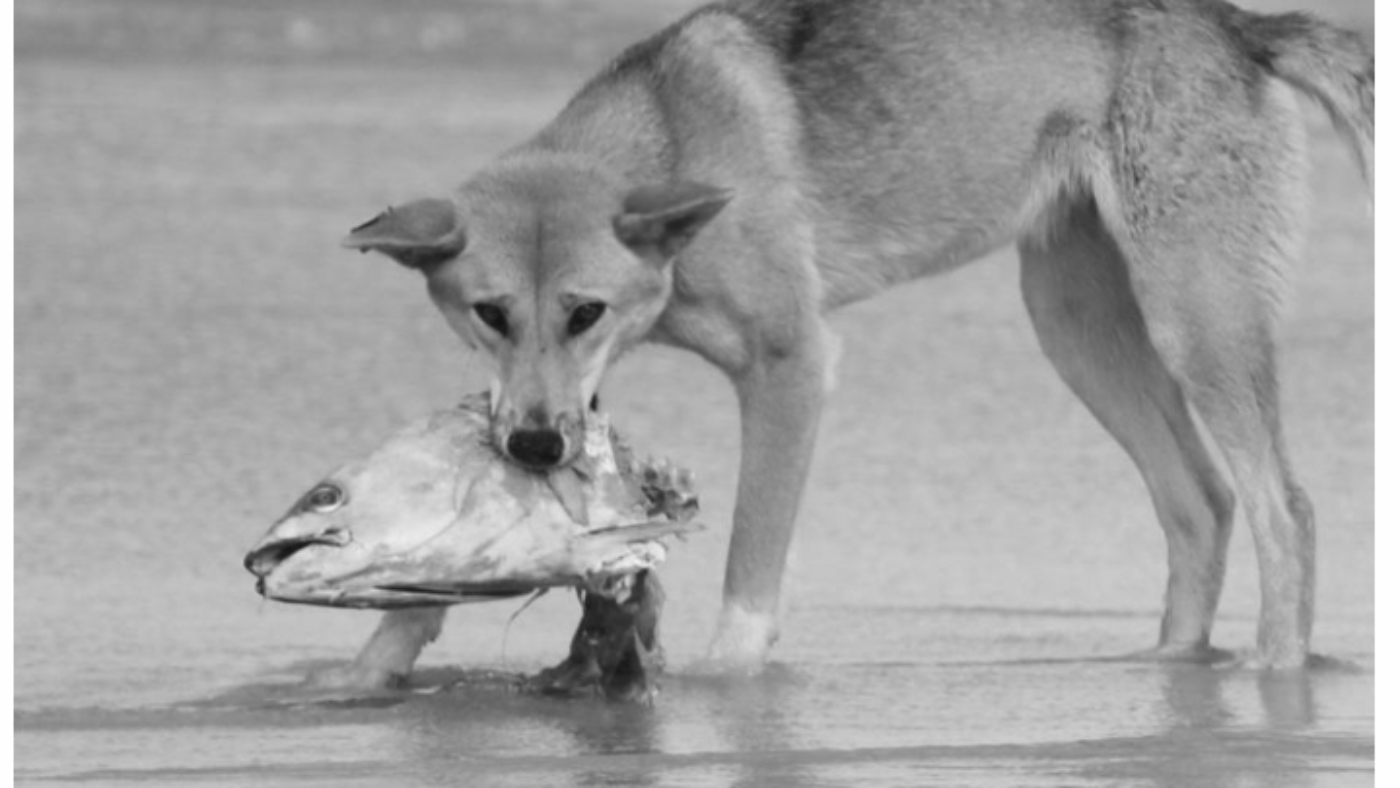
[342,198,466,270]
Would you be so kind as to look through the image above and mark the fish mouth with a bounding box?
[244,527,351,578]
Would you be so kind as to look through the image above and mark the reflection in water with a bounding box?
[1255,671,1316,731]
[374,668,814,788]
[699,668,812,788]
[379,676,666,788]
[16,651,1367,787]
[1159,664,1232,731]
[1141,666,1319,788]
[358,653,1345,788]
[560,703,662,788]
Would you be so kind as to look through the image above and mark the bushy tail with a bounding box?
[1232,10,1374,189]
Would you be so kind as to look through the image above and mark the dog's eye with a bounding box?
[472,303,510,337]
[567,302,607,337]
[302,483,346,513]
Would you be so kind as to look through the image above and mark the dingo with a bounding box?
[338,0,1371,678]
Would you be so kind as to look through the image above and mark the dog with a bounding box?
[328,0,1371,683]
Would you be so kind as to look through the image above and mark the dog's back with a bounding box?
[524,0,1370,309]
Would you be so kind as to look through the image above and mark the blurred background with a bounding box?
[14,1,1374,785]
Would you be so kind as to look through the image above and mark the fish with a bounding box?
[243,394,700,609]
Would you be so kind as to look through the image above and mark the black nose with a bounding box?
[506,428,566,468]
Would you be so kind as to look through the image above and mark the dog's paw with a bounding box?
[1124,643,1234,665]
[1214,650,1317,672]
[697,607,777,676]
[302,663,408,692]
[524,655,605,698]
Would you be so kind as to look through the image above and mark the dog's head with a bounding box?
[344,157,729,470]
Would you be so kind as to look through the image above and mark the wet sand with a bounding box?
[14,1,1373,785]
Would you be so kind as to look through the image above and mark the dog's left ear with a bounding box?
[614,182,732,262]
[342,197,466,271]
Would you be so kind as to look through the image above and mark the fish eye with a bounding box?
[472,303,510,337]
[302,482,346,513]
[567,302,607,337]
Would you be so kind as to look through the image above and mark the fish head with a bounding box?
[243,402,510,607]
[243,395,701,609]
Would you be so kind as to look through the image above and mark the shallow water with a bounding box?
[14,2,1374,785]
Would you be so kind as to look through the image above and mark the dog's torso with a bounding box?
[509,0,1293,330]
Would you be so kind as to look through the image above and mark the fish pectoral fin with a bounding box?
[582,520,704,544]
[547,470,590,526]
[373,583,533,600]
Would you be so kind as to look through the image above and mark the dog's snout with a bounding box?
[506,428,566,468]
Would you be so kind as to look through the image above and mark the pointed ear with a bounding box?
[613,182,732,261]
[342,197,465,270]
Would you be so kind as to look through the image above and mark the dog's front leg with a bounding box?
[305,608,447,690]
[707,329,829,671]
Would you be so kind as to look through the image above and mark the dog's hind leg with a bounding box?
[1131,272,1315,669]
[1106,75,1316,668]
[1019,202,1235,658]
[1133,280,1315,668]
